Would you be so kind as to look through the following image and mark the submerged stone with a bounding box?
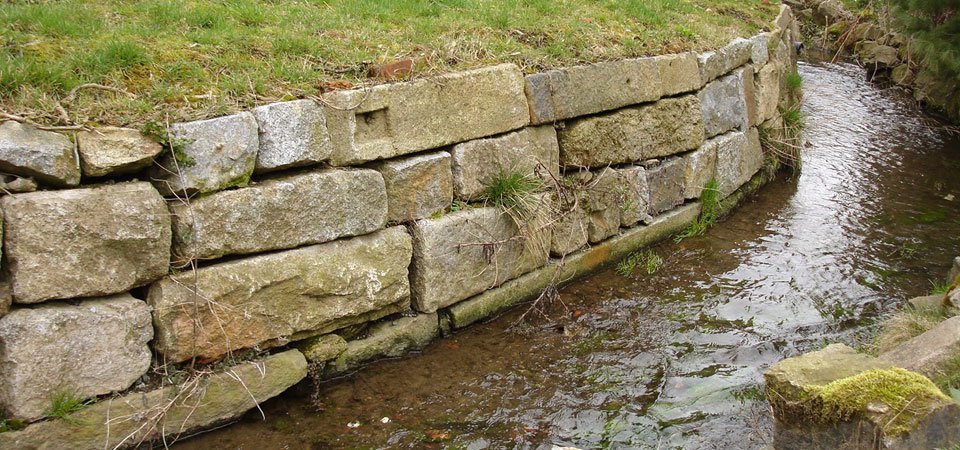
[0,350,307,450]
[323,313,440,376]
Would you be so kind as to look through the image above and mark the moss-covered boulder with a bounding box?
[765,344,960,450]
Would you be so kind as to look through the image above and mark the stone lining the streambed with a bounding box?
[0,5,801,447]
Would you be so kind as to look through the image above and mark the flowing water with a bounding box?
[176,56,960,450]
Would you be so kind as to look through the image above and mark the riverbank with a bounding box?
[787,0,960,122]
[1,0,779,128]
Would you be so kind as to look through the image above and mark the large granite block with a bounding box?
[451,126,559,201]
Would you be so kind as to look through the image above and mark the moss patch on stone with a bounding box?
[806,367,951,437]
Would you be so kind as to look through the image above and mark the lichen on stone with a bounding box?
[805,367,951,437]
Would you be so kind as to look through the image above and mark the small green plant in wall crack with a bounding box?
[674,179,720,242]
[480,168,544,220]
[43,390,93,424]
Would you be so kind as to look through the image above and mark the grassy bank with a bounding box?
[1,0,779,127]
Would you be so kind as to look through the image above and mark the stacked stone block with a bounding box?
[0,7,800,447]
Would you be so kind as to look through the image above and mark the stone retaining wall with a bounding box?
[0,6,800,447]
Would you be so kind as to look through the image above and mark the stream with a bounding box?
[175,55,960,450]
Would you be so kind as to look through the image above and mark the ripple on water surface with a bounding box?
[175,57,960,450]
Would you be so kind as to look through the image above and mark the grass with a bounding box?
[0,410,26,433]
[931,278,952,295]
[42,390,93,423]
[871,305,949,354]
[785,69,803,91]
[0,0,780,127]
[480,168,543,219]
[674,178,720,242]
[616,248,663,276]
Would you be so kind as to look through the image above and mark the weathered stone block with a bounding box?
[77,127,163,177]
[447,204,701,330]
[617,166,652,227]
[698,37,752,86]
[524,58,662,124]
[171,169,387,261]
[451,126,559,201]
[409,206,550,313]
[765,344,960,450]
[372,151,452,222]
[750,33,770,66]
[568,168,621,243]
[860,42,899,67]
[295,333,348,363]
[0,121,79,187]
[2,183,170,303]
[881,316,960,376]
[715,129,764,198]
[646,157,686,215]
[655,52,702,97]
[549,205,589,257]
[0,350,307,450]
[0,174,37,193]
[947,256,960,284]
[756,62,783,123]
[151,112,258,195]
[325,64,529,165]
[0,294,153,420]
[558,95,704,167]
[700,71,749,138]
[742,66,758,128]
[323,313,439,375]
[149,226,412,363]
[252,99,332,173]
[683,141,718,199]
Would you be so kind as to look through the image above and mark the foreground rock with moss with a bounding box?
[765,343,960,449]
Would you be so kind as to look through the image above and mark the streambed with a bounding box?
[175,55,960,450]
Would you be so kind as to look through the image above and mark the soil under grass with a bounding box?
[1,0,779,128]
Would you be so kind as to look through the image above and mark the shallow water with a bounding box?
[175,57,960,450]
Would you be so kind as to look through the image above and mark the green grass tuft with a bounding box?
[616,248,663,276]
[480,168,543,219]
[931,278,952,295]
[674,179,720,242]
[43,390,93,423]
[786,70,803,90]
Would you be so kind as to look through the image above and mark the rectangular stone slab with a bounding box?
[0,121,80,187]
[2,182,171,303]
[371,151,453,223]
[0,350,307,450]
[325,64,529,165]
[715,128,764,198]
[557,95,704,168]
[252,99,332,173]
[170,169,387,261]
[524,57,661,124]
[149,226,412,363]
[699,69,749,139]
[409,206,550,313]
[0,294,153,420]
[451,125,559,201]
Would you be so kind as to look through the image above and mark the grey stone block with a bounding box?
[700,70,749,138]
[0,121,79,187]
[524,57,662,124]
[325,64,529,165]
[0,294,153,420]
[149,226,412,363]
[698,37,753,86]
[151,112,259,195]
[76,127,163,177]
[372,151,453,223]
[2,183,170,303]
[409,206,550,313]
[252,99,332,173]
[451,126,559,201]
[647,157,686,215]
[558,95,704,167]
[171,169,387,261]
